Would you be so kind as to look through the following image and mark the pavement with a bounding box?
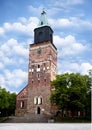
[0,123,91,130]
[2,114,51,123]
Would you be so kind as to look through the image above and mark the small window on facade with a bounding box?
[32,80,34,84]
[37,65,40,72]
[20,101,24,108]
[38,65,40,68]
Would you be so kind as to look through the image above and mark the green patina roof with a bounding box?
[38,10,48,27]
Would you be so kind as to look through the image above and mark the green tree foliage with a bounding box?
[50,73,91,118]
[0,87,16,117]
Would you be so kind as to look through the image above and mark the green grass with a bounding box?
[0,117,8,122]
[54,116,91,123]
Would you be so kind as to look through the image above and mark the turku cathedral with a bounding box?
[15,10,57,117]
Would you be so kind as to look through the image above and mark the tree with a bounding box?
[0,87,9,109]
[8,92,16,115]
[50,73,91,118]
[0,87,16,116]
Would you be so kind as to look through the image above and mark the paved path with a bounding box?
[0,123,91,130]
[3,115,51,123]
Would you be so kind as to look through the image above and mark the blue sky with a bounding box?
[0,0,92,93]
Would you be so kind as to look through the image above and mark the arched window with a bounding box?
[38,96,42,105]
[34,96,42,105]
[34,97,38,105]
[37,64,40,72]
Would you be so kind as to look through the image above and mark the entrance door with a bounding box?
[37,107,40,114]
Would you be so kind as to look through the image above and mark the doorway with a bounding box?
[37,107,41,114]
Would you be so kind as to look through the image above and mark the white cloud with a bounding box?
[0,38,28,67]
[55,34,91,75]
[12,44,28,57]
[58,61,92,75]
[79,63,92,75]
[0,62,4,70]
[0,69,28,91]
[0,27,4,36]
[54,35,87,57]
[19,17,27,23]
[49,17,92,31]
[0,38,29,91]
[2,38,28,57]
[2,57,13,66]
[3,17,39,36]
[49,18,73,28]
[3,23,12,31]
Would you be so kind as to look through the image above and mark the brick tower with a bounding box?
[15,10,57,117]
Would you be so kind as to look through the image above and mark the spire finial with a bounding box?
[43,8,45,12]
[38,9,48,27]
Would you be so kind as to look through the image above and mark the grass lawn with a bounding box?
[54,116,91,123]
[0,117,8,122]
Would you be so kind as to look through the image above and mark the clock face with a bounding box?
[37,47,42,55]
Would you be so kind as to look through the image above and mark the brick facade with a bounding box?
[15,11,57,117]
[15,41,57,116]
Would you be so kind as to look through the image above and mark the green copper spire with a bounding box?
[39,9,48,27]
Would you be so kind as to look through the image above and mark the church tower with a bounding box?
[16,10,57,117]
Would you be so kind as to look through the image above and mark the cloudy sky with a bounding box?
[0,0,92,93]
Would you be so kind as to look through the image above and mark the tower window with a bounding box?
[41,21,43,25]
[37,47,42,55]
[32,80,34,84]
[38,65,40,68]
[37,64,40,72]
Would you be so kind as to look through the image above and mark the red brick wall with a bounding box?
[16,41,57,116]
